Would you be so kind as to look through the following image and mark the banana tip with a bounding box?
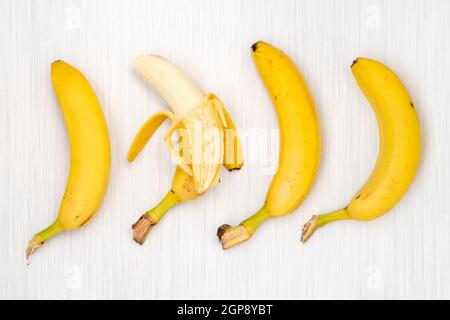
[51,60,66,69]
[351,58,359,68]
[26,237,43,259]
[217,224,231,239]
[301,215,318,243]
[133,54,163,69]
[133,54,145,67]
[217,224,250,249]
[132,214,155,245]
[127,153,135,163]
[251,42,259,52]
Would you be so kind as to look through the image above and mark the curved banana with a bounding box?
[130,55,243,244]
[301,58,421,243]
[26,61,111,258]
[217,41,321,249]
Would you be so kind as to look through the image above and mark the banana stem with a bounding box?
[217,207,270,249]
[36,222,64,241]
[26,222,63,259]
[132,190,179,245]
[148,190,180,223]
[241,207,270,235]
[301,208,349,243]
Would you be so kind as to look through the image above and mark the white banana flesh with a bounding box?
[134,54,226,194]
[134,55,204,116]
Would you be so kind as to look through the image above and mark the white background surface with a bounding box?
[1,0,449,300]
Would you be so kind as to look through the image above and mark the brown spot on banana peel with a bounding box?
[79,211,96,227]
[182,182,193,193]
[410,102,414,108]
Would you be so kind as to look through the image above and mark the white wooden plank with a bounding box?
[1,0,449,299]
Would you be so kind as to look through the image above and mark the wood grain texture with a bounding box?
[1,0,449,299]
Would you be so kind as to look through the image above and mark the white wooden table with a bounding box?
[1,0,449,299]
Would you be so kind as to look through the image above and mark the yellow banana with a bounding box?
[217,41,321,249]
[130,54,243,244]
[301,58,421,243]
[26,61,111,258]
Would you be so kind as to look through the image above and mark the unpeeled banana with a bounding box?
[301,58,421,242]
[129,54,243,244]
[26,61,111,258]
[217,41,321,249]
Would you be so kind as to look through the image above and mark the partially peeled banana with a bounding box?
[129,54,243,244]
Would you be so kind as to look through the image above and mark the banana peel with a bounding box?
[128,94,243,194]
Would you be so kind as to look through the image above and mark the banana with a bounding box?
[130,54,243,244]
[217,41,321,249]
[301,58,421,243]
[26,61,111,258]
